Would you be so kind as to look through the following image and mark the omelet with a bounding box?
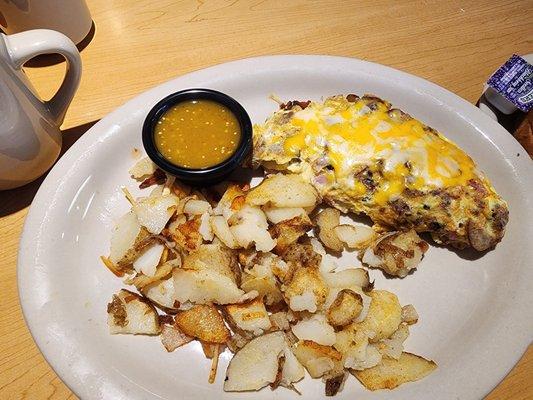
[253,94,508,251]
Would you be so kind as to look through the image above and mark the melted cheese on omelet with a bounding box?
[268,99,477,205]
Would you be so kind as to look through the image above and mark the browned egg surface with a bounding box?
[154,100,241,169]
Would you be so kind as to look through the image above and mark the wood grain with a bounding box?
[0,0,531,399]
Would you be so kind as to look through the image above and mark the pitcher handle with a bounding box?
[3,29,82,125]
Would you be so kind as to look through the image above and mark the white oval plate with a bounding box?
[19,56,533,400]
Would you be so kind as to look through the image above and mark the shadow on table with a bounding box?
[0,120,99,218]
[24,21,96,68]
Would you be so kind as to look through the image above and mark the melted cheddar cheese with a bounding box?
[264,97,477,205]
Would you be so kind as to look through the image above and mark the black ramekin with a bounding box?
[142,88,252,185]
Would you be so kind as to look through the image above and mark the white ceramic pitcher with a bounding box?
[0,29,81,190]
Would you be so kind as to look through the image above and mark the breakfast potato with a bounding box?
[292,340,342,378]
[281,241,322,270]
[210,215,240,249]
[108,211,142,266]
[133,194,178,235]
[280,345,306,387]
[228,205,276,252]
[168,216,203,253]
[107,289,160,335]
[182,242,240,284]
[334,224,375,250]
[125,259,177,290]
[142,277,177,312]
[129,156,156,179]
[322,268,370,289]
[326,289,363,329]
[183,198,212,215]
[335,329,382,370]
[291,314,336,346]
[284,266,329,312]
[213,184,248,219]
[362,230,429,278]
[377,323,409,360]
[132,243,165,277]
[263,206,307,224]
[315,208,344,252]
[246,173,318,208]
[357,290,402,342]
[224,297,272,336]
[240,268,284,306]
[352,352,436,390]
[401,304,419,325]
[224,331,286,391]
[174,304,230,344]
[173,268,245,305]
[269,215,313,254]
[160,324,194,352]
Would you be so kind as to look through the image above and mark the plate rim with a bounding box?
[17,55,533,400]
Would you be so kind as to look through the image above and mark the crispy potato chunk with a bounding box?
[353,352,436,390]
[334,224,375,250]
[107,289,160,335]
[174,304,230,344]
[142,277,177,312]
[168,216,203,253]
[292,314,336,346]
[281,241,322,270]
[182,243,240,284]
[183,199,212,215]
[224,331,286,391]
[133,194,178,235]
[293,340,342,378]
[284,267,329,312]
[322,268,369,289]
[173,268,244,305]
[224,297,272,336]
[246,174,318,208]
[210,215,240,249]
[401,304,419,325]
[327,289,363,329]
[129,156,156,179]
[377,323,409,360]
[362,230,429,278]
[315,208,343,252]
[358,290,402,342]
[228,205,276,252]
[269,215,313,254]
[213,184,248,219]
[109,211,141,265]
[263,206,307,224]
[241,262,284,305]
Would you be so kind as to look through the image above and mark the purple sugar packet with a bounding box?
[487,55,533,112]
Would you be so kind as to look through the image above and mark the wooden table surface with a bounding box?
[0,1,531,399]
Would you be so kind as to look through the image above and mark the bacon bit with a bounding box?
[280,100,311,111]
[100,256,124,277]
[139,168,167,189]
[208,344,220,384]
